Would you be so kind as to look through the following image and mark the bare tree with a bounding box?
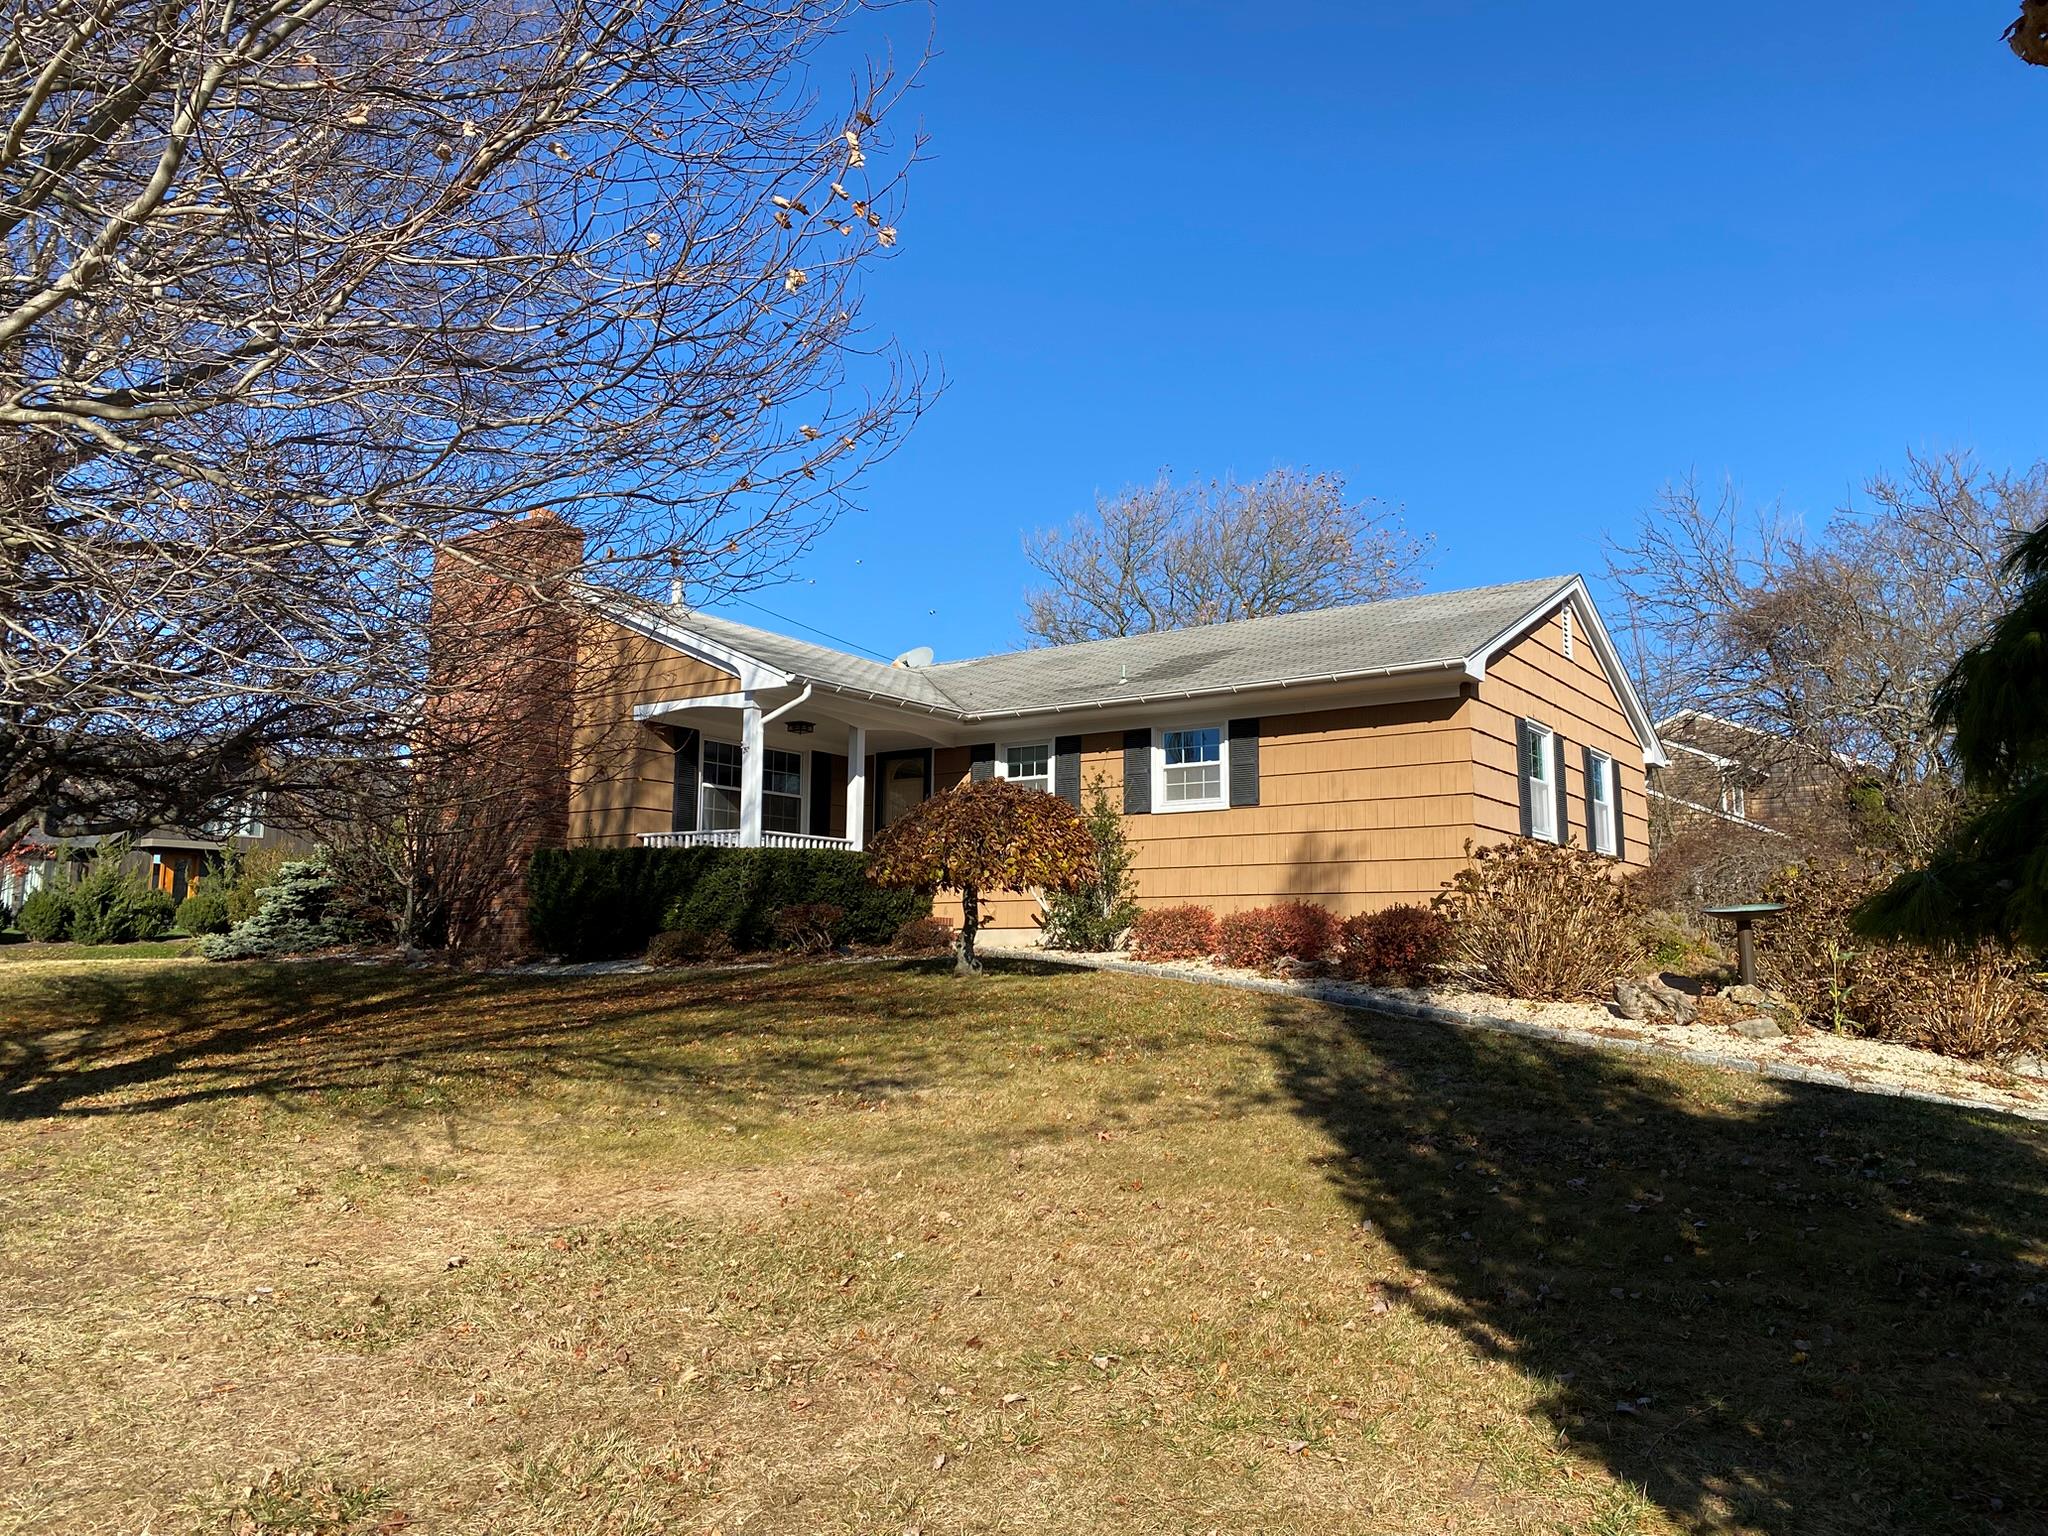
[1021,468,1431,646]
[1,0,926,851]
[1608,450,2041,857]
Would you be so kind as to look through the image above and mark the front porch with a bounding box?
[629,683,946,853]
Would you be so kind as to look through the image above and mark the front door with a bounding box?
[875,750,932,828]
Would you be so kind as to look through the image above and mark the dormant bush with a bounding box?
[1762,859,2045,1058]
[1434,840,1646,1001]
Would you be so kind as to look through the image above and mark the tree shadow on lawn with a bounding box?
[0,956,1225,1136]
[1262,993,2048,1534]
[0,961,1051,1125]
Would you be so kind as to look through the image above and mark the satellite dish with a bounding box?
[890,645,935,669]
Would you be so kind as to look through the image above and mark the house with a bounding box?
[461,551,1649,949]
[2,795,305,913]
[1647,709,1846,845]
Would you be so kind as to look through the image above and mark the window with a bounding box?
[1587,749,1617,856]
[701,740,742,831]
[1524,722,1558,843]
[201,796,265,840]
[997,741,1052,794]
[1156,725,1226,811]
[702,741,806,833]
[763,748,804,834]
[1720,776,1746,820]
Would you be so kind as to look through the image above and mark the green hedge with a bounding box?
[527,846,930,960]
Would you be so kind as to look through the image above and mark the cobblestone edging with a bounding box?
[978,943,2048,1126]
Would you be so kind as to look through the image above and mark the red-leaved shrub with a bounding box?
[1216,901,1337,973]
[1130,905,1217,961]
[891,916,955,955]
[1336,904,1452,986]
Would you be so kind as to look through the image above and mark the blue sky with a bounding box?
[717,2,2047,664]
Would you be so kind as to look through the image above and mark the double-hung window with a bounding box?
[701,740,742,831]
[1525,723,1558,843]
[763,748,804,833]
[1587,749,1618,856]
[1157,725,1226,811]
[1719,775,1746,821]
[998,741,1052,794]
[702,741,806,833]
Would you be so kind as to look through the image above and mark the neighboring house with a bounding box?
[1647,710,1846,845]
[2,795,306,912]
[542,558,1666,939]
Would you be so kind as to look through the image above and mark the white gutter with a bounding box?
[792,656,1471,724]
[1645,787,1791,838]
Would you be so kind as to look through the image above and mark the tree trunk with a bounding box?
[954,884,983,975]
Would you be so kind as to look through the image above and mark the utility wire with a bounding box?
[720,593,897,663]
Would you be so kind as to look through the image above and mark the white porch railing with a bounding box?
[638,829,853,852]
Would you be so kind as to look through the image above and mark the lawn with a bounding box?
[0,937,198,964]
[2,957,2044,1535]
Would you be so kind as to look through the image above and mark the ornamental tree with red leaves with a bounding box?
[866,778,1099,973]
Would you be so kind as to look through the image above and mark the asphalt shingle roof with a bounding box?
[650,607,958,712]
[646,575,1576,721]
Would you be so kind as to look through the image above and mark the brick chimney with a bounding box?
[425,512,585,953]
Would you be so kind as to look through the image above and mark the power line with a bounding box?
[721,594,896,663]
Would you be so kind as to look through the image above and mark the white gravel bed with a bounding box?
[978,940,2048,1124]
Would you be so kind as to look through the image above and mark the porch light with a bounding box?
[785,720,816,734]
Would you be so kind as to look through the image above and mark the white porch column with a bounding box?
[739,697,764,847]
[845,725,867,851]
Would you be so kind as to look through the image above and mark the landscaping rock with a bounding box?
[1722,983,1773,1009]
[1614,976,1698,1025]
[1730,1014,1788,1041]
[1644,977,1698,1025]
[1612,979,1657,1021]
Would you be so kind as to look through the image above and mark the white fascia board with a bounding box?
[1467,576,1670,768]
[592,594,792,693]
[631,691,755,721]
[1645,787,1790,838]
[950,660,1471,729]
[1663,738,1739,770]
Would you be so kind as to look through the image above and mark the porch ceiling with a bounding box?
[634,699,937,757]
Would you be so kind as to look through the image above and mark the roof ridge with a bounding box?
[927,573,1578,672]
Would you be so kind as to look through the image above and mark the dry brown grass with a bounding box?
[2,956,2044,1534]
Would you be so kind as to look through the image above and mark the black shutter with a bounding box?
[1514,717,1534,838]
[1054,735,1082,807]
[1552,731,1571,847]
[672,727,700,833]
[969,743,996,781]
[809,750,832,837]
[1123,728,1152,815]
[1617,778,1632,864]
[1227,718,1260,807]
[1582,743,1600,853]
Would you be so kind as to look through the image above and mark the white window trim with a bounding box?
[700,736,808,834]
[700,736,744,832]
[1720,778,1746,820]
[1526,722,1559,844]
[1588,748,1618,857]
[995,739,1054,794]
[1151,722,1229,814]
